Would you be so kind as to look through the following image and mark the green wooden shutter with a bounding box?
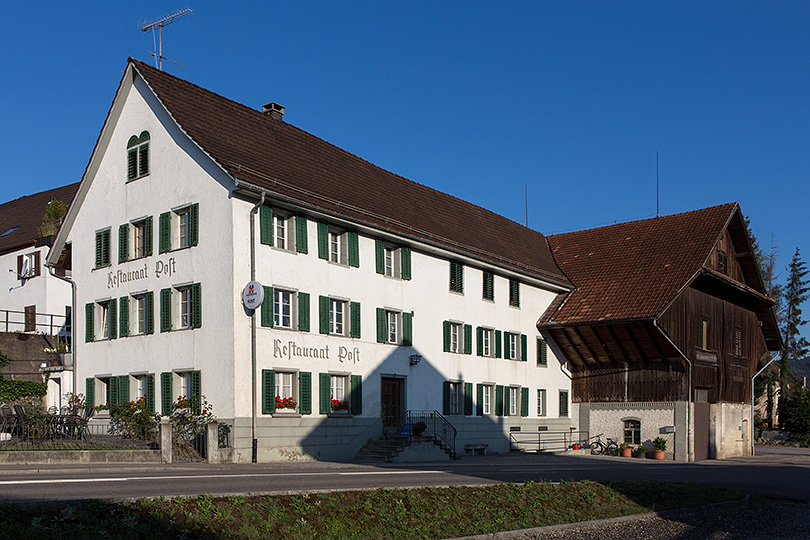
[119,296,129,337]
[464,382,473,416]
[559,390,569,417]
[86,378,95,407]
[376,308,386,343]
[190,371,202,414]
[118,223,129,263]
[127,148,138,180]
[103,229,110,266]
[262,369,276,414]
[443,321,451,352]
[464,324,472,355]
[109,299,117,339]
[495,385,504,416]
[144,216,153,257]
[521,387,529,417]
[298,292,310,332]
[319,373,330,414]
[537,338,547,366]
[260,205,273,246]
[401,247,412,280]
[317,223,328,259]
[504,332,512,359]
[145,374,155,414]
[109,376,119,407]
[261,286,274,327]
[476,384,484,416]
[375,240,385,274]
[118,375,130,405]
[189,203,199,247]
[191,283,202,328]
[442,381,451,415]
[476,327,483,356]
[350,375,362,415]
[350,302,361,338]
[348,232,359,267]
[495,330,502,358]
[159,212,171,253]
[95,231,103,268]
[145,292,154,334]
[160,288,172,332]
[295,216,308,253]
[161,372,172,416]
[403,312,413,346]
[521,334,528,362]
[85,303,94,342]
[299,372,312,415]
[319,296,329,334]
[139,142,149,176]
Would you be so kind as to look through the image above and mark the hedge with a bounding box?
[0,379,47,403]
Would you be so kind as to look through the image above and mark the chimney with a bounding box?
[262,102,285,121]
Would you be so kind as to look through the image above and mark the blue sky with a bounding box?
[2,2,808,285]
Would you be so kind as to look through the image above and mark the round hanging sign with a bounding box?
[242,280,265,310]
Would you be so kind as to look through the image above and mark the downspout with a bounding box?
[45,264,77,398]
[652,319,693,462]
[249,191,266,463]
[751,352,779,456]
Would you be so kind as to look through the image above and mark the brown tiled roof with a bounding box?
[129,59,570,286]
[543,203,738,324]
[0,183,79,255]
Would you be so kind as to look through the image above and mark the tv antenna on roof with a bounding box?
[141,7,193,71]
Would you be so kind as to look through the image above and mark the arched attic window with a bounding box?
[127,131,150,181]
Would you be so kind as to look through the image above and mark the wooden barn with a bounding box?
[540,203,781,461]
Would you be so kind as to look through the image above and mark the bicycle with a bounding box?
[589,434,619,456]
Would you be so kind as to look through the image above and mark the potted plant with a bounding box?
[412,421,427,436]
[619,442,633,457]
[635,444,647,458]
[653,437,667,460]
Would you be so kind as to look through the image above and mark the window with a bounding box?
[17,251,40,279]
[537,389,547,416]
[444,382,462,415]
[118,292,154,337]
[159,204,199,253]
[99,301,112,339]
[331,374,346,408]
[559,390,569,417]
[374,240,412,280]
[508,387,519,416]
[259,206,308,253]
[119,218,153,263]
[537,338,548,366]
[85,299,117,342]
[443,321,471,354]
[482,385,492,415]
[132,374,155,413]
[160,284,202,332]
[160,370,201,415]
[95,228,111,268]
[717,250,728,275]
[317,223,359,267]
[377,309,413,345]
[274,214,289,250]
[509,279,520,307]
[319,373,361,414]
[127,131,150,181]
[275,290,293,329]
[701,318,710,350]
[24,305,36,332]
[262,370,312,414]
[504,332,527,361]
[449,261,464,293]
[319,296,360,338]
[477,327,501,357]
[623,419,641,445]
[482,271,494,300]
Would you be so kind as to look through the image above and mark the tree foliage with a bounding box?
[779,248,809,424]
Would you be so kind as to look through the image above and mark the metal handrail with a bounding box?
[509,430,590,453]
[386,410,457,458]
[1,308,70,338]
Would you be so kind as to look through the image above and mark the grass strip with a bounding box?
[0,480,742,540]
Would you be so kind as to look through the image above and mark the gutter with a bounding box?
[44,263,77,398]
[248,190,266,463]
[652,319,693,462]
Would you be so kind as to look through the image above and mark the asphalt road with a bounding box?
[0,445,808,504]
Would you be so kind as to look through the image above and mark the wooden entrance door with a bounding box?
[694,399,711,461]
[381,378,402,428]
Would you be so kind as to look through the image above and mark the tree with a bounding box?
[779,248,809,426]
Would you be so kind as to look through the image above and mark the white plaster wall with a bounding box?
[589,403,676,451]
[712,402,750,458]
[1,245,72,334]
[72,74,237,415]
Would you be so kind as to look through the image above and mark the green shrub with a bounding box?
[109,396,159,441]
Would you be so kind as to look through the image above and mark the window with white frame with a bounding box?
[330,299,346,336]
[386,310,399,344]
[274,289,294,329]
[134,294,147,335]
[133,219,148,259]
[273,213,295,250]
[99,301,112,340]
[275,371,297,411]
[178,287,192,329]
[482,328,493,357]
[482,384,493,415]
[508,387,519,416]
[95,228,111,268]
[374,239,411,279]
[329,230,345,264]
[506,332,520,360]
[450,322,462,353]
[537,389,547,416]
[384,246,395,276]
[331,374,348,411]
[159,204,198,253]
[449,382,461,415]
[127,131,150,181]
[160,284,201,332]
[18,252,39,279]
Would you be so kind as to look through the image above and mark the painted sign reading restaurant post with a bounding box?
[242,281,264,310]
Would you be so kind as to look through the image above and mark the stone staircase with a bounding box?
[355,434,457,462]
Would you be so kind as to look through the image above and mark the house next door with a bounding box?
[381,377,402,428]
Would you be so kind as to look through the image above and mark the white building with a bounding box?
[48,58,576,462]
[1,183,78,409]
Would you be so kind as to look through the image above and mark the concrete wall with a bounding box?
[711,402,751,459]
